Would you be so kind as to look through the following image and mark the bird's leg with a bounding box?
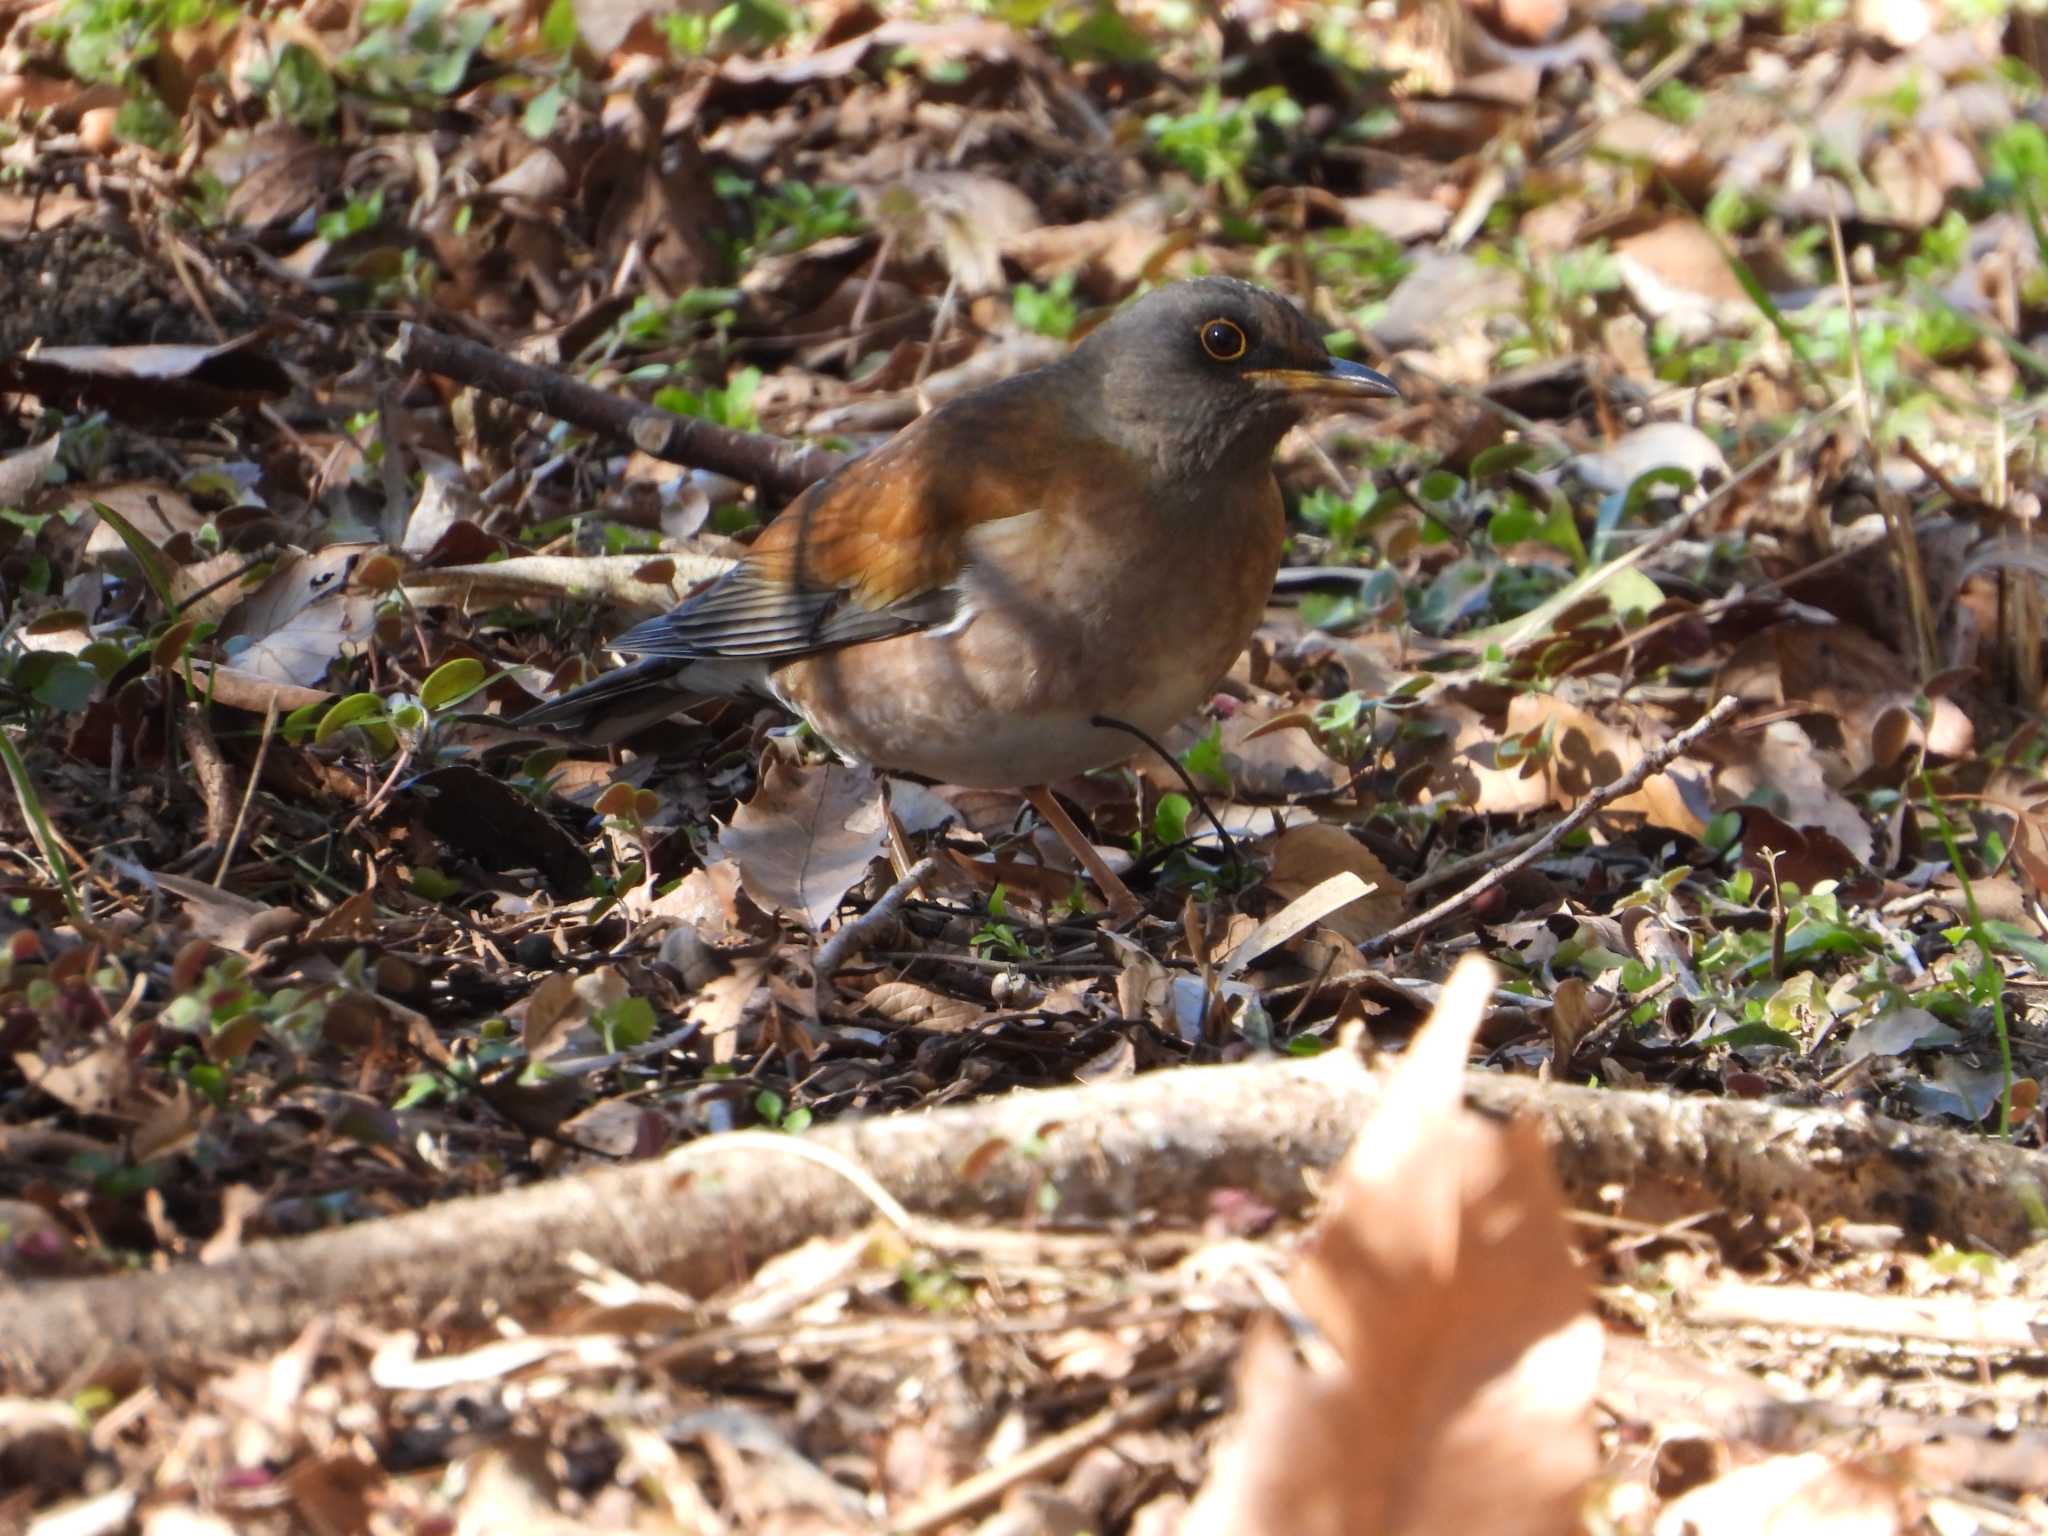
[1023,785,1144,925]
[878,775,920,885]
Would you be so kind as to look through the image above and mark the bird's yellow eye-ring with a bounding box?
[1199,318,1248,362]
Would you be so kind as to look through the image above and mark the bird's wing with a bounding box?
[610,387,1101,663]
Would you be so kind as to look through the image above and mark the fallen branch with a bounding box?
[1364,695,1741,956]
[4,1052,2044,1393]
[816,856,938,981]
[389,324,845,502]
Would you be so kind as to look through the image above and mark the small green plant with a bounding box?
[753,1088,813,1134]
[1297,481,1391,563]
[897,1255,970,1310]
[1310,679,1427,761]
[1178,723,1229,794]
[716,174,866,267]
[653,365,762,431]
[317,188,386,243]
[661,0,798,56]
[1918,770,2019,1137]
[342,0,497,99]
[1646,78,1705,125]
[1011,273,1081,339]
[971,884,1032,961]
[0,732,89,930]
[162,954,329,1092]
[607,288,742,352]
[1145,84,1303,204]
[45,0,228,146]
[243,41,339,129]
[1256,227,1410,312]
[1151,792,1192,849]
[282,655,490,760]
[596,994,657,1053]
[1490,239,1622,365]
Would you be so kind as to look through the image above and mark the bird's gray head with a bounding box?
[1063,277,1398,481]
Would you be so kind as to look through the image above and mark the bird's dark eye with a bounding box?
[1198,318,1248,362]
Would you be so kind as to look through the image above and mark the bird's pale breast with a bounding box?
[771,476,1284,787]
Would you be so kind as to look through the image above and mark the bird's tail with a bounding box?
[511,657,696,743]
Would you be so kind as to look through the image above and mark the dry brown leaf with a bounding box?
[149,868,304,952]
[1713,723,1875,872]
[1185,956,1600,1535]
[0,436,60,505]
[1261,823,1407,944]
[184,662,332,716]
[719,760,887,932]
[861,981,986,1033]
[220,543,379,689]
[12,1045,136,1119]
[687,953,775,1056]
[0,333,290,420]
[1614,219,1752,324]
[1434,694,1711,837]
[1716,623,1973,770]
[636,859,750,938]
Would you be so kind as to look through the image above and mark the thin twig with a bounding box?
[892,1379,1188,1536]
[214,698,279,887]
[1362,695,1742,956]
[178,708,236,853]
[815,856,939,982]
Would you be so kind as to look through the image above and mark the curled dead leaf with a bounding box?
[1186,955,1600,1536]
[718,760,887,932]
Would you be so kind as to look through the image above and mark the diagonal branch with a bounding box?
[389,323,845,502]
[1364,695,1741,957]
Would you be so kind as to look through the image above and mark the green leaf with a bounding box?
[1469,441,1539,480]
[597,995,656,1051]
[1417,469,1464,503]
[1153,793,1192,847]
[1987,921,2048,975]
[22,653,98,712]
[1595,566,1665,624]
[540,0,579,51]
[410,866,463,901]
[1700,1021,1801,1051]
[0,732,84,930]
[1704,809,1742,855]
[419,656,487,713]
[392,1073,443,1110]
[522,81,566,140]
[315,692,388,744]
[89,500,178,611]
[282,701,328,744]
[1178,723,1228,789]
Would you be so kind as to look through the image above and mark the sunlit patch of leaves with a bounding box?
[1145,84,1303,205]
[1012,273,1081,339]
[715,174,866,267]
[661,0,801,57]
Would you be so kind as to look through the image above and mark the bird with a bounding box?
[519,276,1398,917]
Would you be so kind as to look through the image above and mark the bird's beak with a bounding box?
[1247,356,1401,401]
